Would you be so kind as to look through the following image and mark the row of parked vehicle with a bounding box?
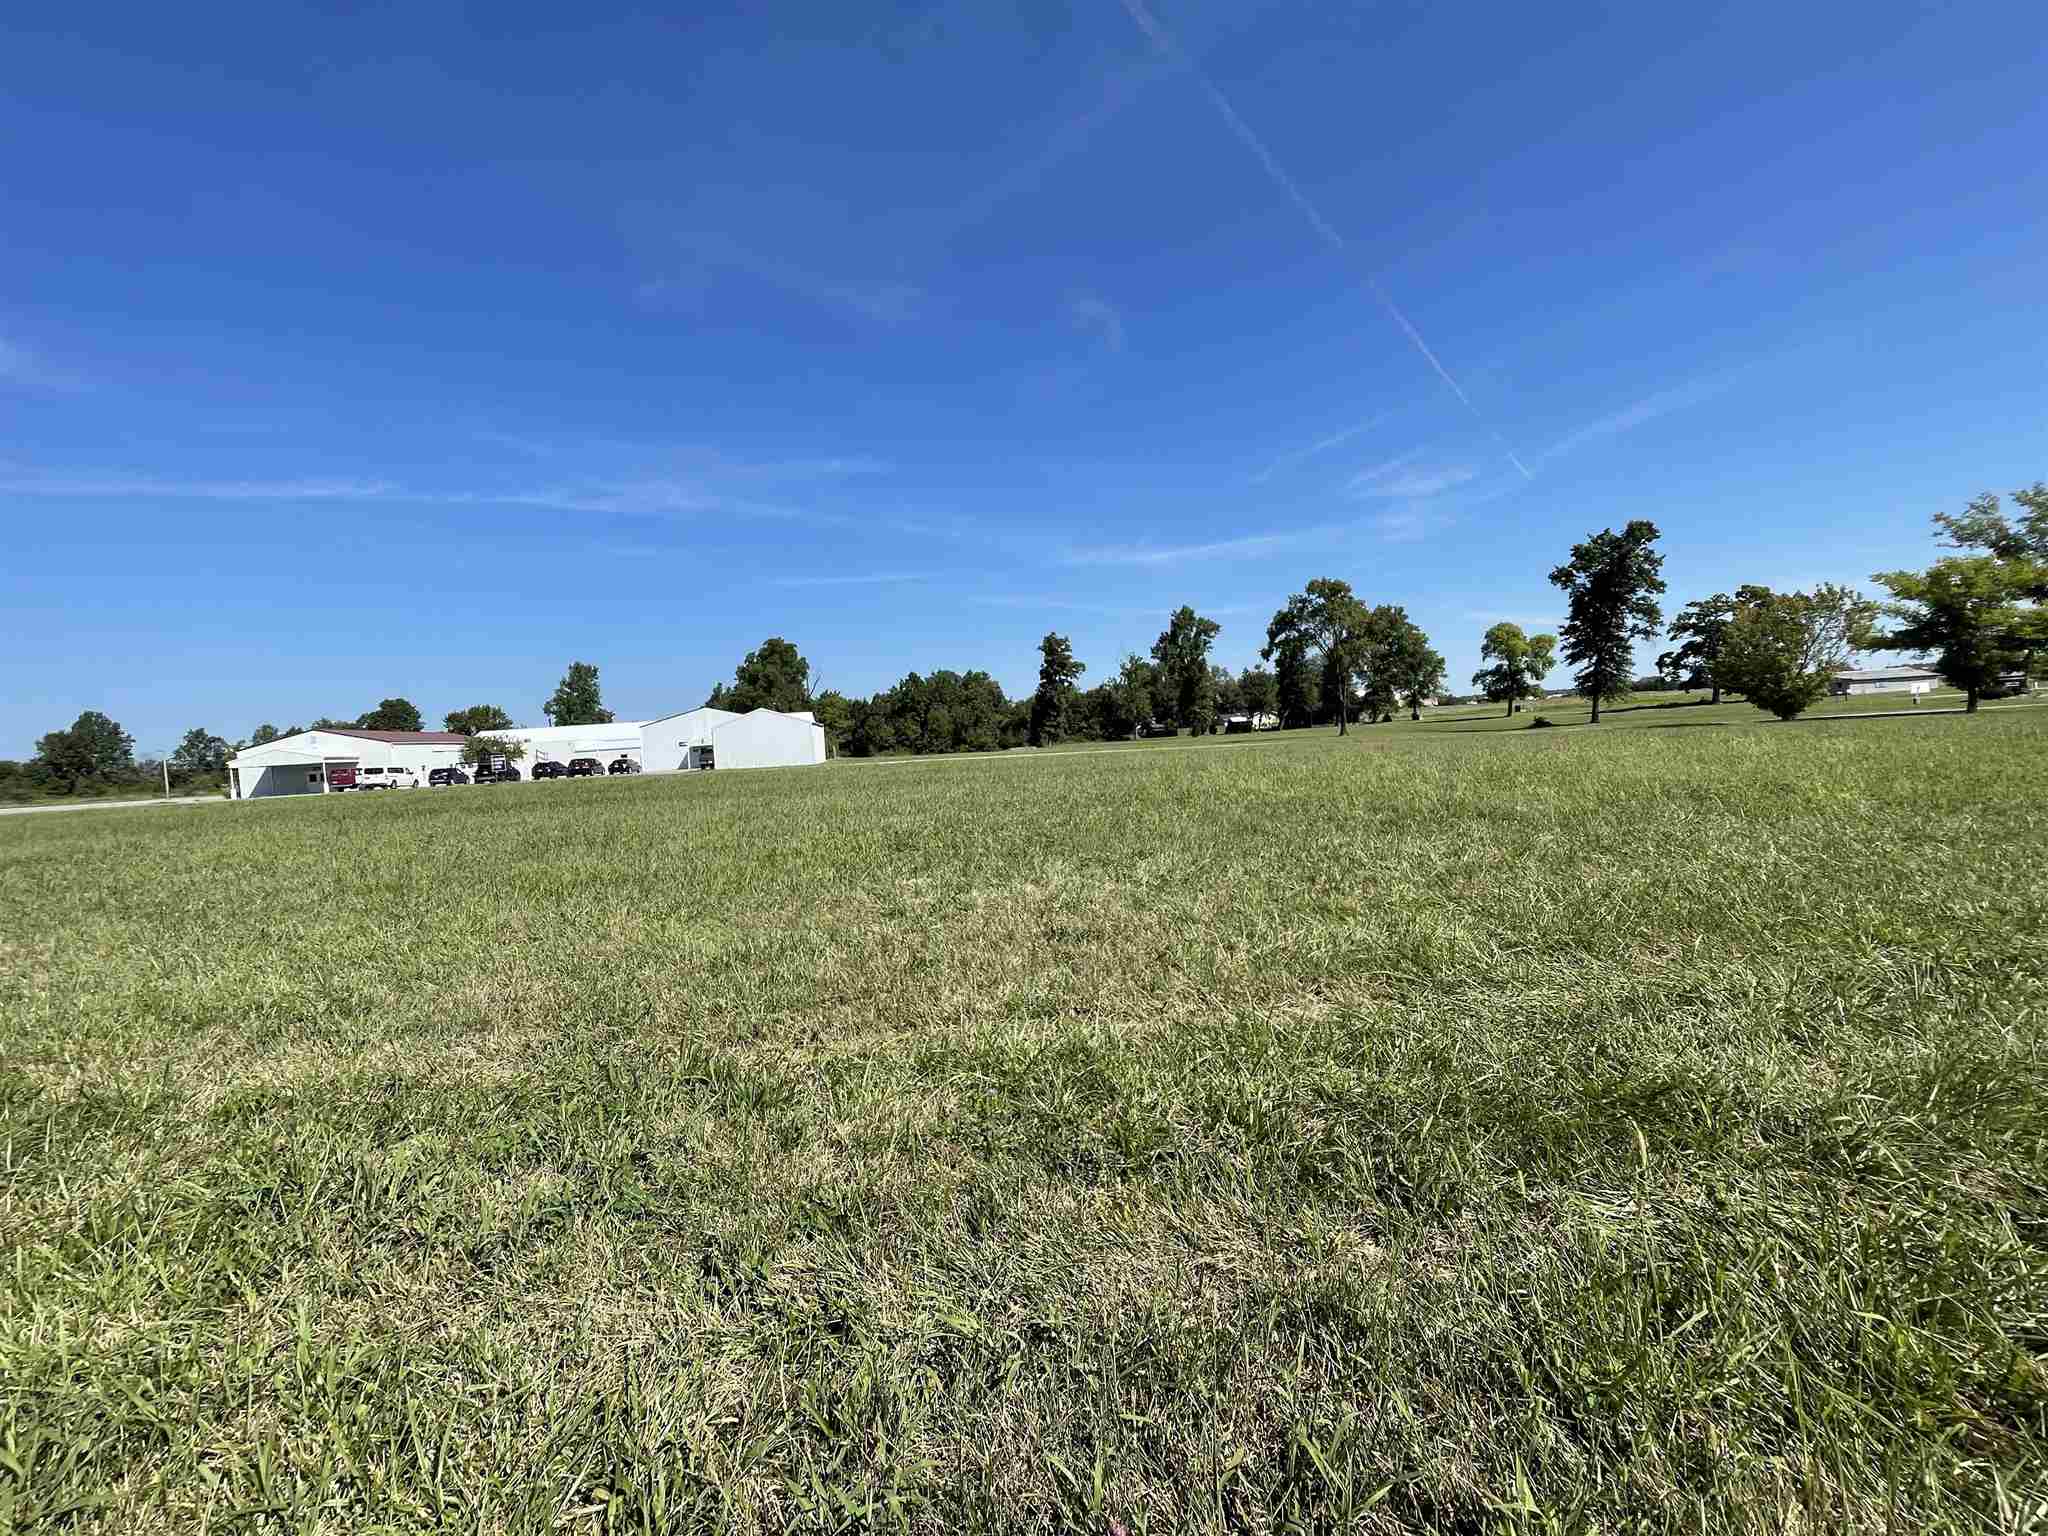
[339,755,641,790]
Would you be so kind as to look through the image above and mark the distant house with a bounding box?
[1829,666,1942,697]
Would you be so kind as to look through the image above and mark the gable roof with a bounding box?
[314,728,470,745]
[1835,666,1941,682]
[641,705,741,727]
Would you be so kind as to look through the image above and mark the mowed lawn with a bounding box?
[3,715,2045,1532]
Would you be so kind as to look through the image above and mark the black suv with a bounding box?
[566,757,602,777]
[530,760,566,780]
[474,760,522,784]
[607,755,641,775]
[427,766,470,787]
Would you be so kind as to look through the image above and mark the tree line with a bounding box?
[7,484,2041,797]
[1,660,622,801]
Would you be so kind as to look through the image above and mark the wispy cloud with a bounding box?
[1253,412,1387,483]
[932,57,1169,245]
[1368,508,1439,543]
[459,428,892,483]
[769,571,931,588]
[0,471,395,501]
[1061,529,1310,567]
[648,232,929,326]
[1116,0,1531,480]
[970,593,1264,619]
[474,427,553,458]
[1345,447,1425,492]
[1361,464,1476,499]
[1458,606,1562,631]
[1533,372,1734,468]
[732,456,894,480]
[0,466,859,532]
[1065,294,1125,354]
[0,446,899,534]
[0,338,86,393]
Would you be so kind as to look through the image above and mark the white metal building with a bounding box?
[638,707,740,773]
[1830,666,1942,697]
[229,709,825,799]
[496,720,647,771]
[226,728,469,799]
[639,707,826,773]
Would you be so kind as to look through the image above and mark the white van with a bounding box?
[355,765,420,791]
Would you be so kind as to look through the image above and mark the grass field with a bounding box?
[3,710,2045,1531]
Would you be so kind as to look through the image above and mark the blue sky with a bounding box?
[4,1,2044,756]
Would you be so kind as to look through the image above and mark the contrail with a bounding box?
[1118,0,1532,480]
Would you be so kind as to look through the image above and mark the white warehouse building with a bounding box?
[1830,666,1942,697]
[639,707,826,773]
[227,708,826,799]
[497,720,648,771]
[227,728,470,799]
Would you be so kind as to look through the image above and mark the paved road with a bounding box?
[0,794,227,818]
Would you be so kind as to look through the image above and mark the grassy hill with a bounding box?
[3,711,2043,1530]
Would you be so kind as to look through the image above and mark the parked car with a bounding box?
[566,757,602,777]
[530,760,566,780]
[326,764,358,792]
[607,755,641,775]
[473,757,522,785]
[427,766,469,787]
[356,765,419,790]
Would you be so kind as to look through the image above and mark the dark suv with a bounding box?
[427,766,470,787]
[567,757,602,777]
[530,760,566,780]
[607,755,640,775]
[474,759,522,785]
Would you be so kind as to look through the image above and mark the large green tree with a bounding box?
[1210,664,1243,720]
[169,728,229,780]
[444,704,515,736]
[1471,622,1557,716]
[1658,593,1743,702]
[460,734,529,770]
[35,711,136,792]
[709,638,815,714]
[1151,605,1223,733]
[856,670,1010,755]
[1874,561,2042,712]
[1239,665,1277,721]
[1264,579,1369,736]
[1933,482,2048,592]
[811,689,854,757]
[1388,619,1447,721]
[357,698,423,732]
[1349,605,1438,723]
[1027,632,1085,747]
[544,663,614,726]
[1719,585,1878,720]
[1548,521,1667,724]
[1109,654,1157,739]
[1271,638,1318,728]
[1872,485,2047,711]
[246,723,286,747]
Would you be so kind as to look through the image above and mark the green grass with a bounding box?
[3,713,2045,1531]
